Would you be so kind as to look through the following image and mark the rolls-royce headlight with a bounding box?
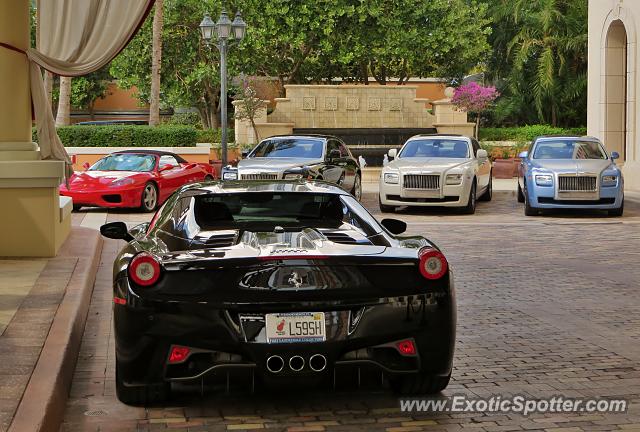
[535,175,553,186]
[222,171,238,180]
[384,173,399,184]
[602,175,618,186]
[284,173,304,180]
[445,173,463,185]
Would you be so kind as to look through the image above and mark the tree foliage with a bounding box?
[486,0,588,127]
[111,0,227,129]
[238,0,491,87]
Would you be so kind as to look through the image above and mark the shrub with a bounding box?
[33,125,198,147]
[196,128,235,143]
[163,112,203,128]
[479,125,587,142]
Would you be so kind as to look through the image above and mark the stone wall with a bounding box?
[268,85,435,129]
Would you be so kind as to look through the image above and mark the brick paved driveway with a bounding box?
[61,190,640,431]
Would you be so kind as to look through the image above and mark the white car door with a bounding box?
[472,139,490,191]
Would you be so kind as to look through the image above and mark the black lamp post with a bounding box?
[199,10,247,168]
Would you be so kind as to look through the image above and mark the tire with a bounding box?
[478,173,492,202]
[350,174,362,201]
[523,185,538,216]
[140,182,158,212]
[517,182,525,203]
[204,175,214,182]
[116,359,169,406]
[392,372,451,395]
[72,204,82,212]
[462,181,477,214]
[608,199,624,217]
[379,195,396,213]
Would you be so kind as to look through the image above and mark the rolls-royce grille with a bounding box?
[241,173,278,180]
[403,174,440,190]
[558,176,597,192]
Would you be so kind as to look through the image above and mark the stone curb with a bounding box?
[8,228,103,432]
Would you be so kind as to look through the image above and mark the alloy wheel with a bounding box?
[143,184,157,211]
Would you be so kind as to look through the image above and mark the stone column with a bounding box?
[0,0,71,257]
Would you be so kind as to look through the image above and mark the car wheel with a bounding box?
[608,199,624,217]
[523,185,538,216]
[392,372,451,395]
[115,359,169,406]
[140,182,158,212]
[351,174,362,201]
[204,175,214,182]
[517,182,525,203]
[379,195,396,213]
[479,173,492,202]
[462,181,476,214]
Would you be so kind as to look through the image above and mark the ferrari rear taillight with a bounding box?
[129,252,161,286]
[418,247,448,280]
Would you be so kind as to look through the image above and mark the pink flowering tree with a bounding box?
[451,82,500,139]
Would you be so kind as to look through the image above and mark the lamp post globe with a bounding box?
[231,12,247,41]
[199,15,215,45]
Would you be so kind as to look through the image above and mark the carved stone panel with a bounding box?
[302,97,316,110]
[389,98,402,111]
[368,98,382,111]
[324,97,337,111]
[346,96,360,111]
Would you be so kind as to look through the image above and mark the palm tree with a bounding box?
[149,0,164,126]
[489,0,587,126]
[56,76,72,126]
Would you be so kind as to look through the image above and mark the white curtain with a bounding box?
[28,0,155,174]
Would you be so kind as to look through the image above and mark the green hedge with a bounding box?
[33,125,198,147]
[196,128,235,143]
[479,125,588,142]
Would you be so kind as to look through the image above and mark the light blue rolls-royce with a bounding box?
[517,136,624,216]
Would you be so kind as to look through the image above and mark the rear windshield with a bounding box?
[399,139,470,158]
[533,140,607,160]
[151,192,382,240]
[249,138,324,158]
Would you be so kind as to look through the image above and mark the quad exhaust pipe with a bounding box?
[266,354,327,373]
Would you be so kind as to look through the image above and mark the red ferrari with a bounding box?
[60,150,217,212]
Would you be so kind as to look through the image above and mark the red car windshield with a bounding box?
[90,154,156,172]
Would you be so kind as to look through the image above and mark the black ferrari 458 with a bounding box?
[100,180,456,405]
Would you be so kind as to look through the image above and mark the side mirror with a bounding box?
[518,151,529,159]
[82,162,91,171]
[381,218,407,235]
[388,149,397,159]
[160,164,176,172]
[328,149,341,161]
[477,149,488,162]
[611,151,620,161]
[100,222,133,242]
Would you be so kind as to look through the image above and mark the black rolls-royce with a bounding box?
[101,180,456,405]
[223,135,362,200]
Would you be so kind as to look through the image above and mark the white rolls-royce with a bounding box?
[379,134,492,214]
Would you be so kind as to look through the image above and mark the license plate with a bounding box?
[265,312,326,344]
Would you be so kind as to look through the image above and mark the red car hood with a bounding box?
[65,171,149,190]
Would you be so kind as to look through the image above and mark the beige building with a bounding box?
[588,0,640,190]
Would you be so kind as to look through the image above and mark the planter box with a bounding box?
[493,158,517,179]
